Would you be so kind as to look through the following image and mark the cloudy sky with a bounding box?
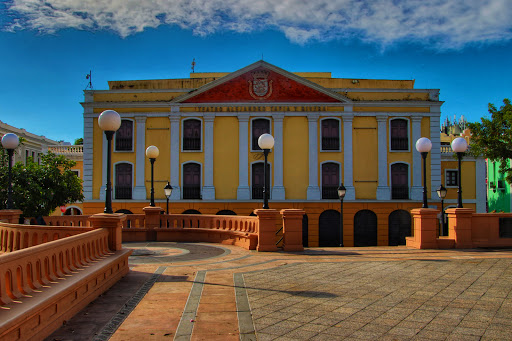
[1,0,512,142]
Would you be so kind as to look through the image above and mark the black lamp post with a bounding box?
[416,137,432,208]
[98,110,121,214]
[1,133,20,209]
[258,133,274,209]
[146,145,159,207]
[164,182,173,214]
[436,184,447,236]
[337,183,346,247]
[451,137,468,208]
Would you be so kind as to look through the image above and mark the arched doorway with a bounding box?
[182,209,201,215]
[115,209,134,228]
[216,210,237,215]
[354,210,377,246]
[319,210,340,247]
[302,214,309,247]
[64,207,82,215]
[388,210,411,246]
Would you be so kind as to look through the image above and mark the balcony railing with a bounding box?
[391,137,408,151]
[183,137,201,151]
[322,186,339,199]
[322,137,339,150]
[392,185,409,199]
[183,185,201,199]
[115,138,132,151]
[252,186,264,199]
[115,186,132,200]
[47,145,83,156]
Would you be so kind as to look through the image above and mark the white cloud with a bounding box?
[4,0,512,49]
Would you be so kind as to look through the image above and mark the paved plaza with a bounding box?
[46,243,512,340]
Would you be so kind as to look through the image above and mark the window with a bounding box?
[252,118,270,150]
[71,170,80,178]
[391,163,409,199]
[115,163,132,199]
[321,162,340,199]
[390,119,408,151]
[446,170,458,187]
[252,162,270,199]
[115,120,133,151]
[498,180,505,190]
[321,119,340,151]
[183,119,201,151]
[183,163,201,199]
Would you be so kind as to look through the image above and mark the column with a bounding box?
[237,115,251,199]
[133,116,147,200]
[83,116,94,200]
[100,132,107,201]
[410,116,423,201]
[202,114,216,199]
[272,113,285,200]
[169,115,181,200]
[342,114,355,200]
[429,111,442,202]
[376,115,390,200]
[307,113,320,200]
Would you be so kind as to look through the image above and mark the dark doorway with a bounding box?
[183,163,201,199]
[321,163,340,199]
[388,210,411,246]
[216,210,237,215]
[319,210,340,247]
[182,209,201,215]
[391,163,409,199]
[354,210,378,246]
[302,214,309,247]
[115,163,132,199]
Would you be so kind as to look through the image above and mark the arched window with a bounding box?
[391,163,409,199]
[321,119,340,151]
[115,163,132,199]
[390,119,408,151]
[115,119,133,151]
[251,162,270,199]
[182,209,201,215]
[183,119,202,151]
[216,210,237,215]
[321,162,340,199]
[183,163,201,199]
[252,118,270,150]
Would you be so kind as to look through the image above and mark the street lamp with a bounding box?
[1,133,20,209]
[337,183,346,247]
[436,184,447,236]
[98,110,121,214]
[416,137,432,208]
[258,133,274,209]
[146,145,159,207]
[164,182,173,214]
[451,137,468,208]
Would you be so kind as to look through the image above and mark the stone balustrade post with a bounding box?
[446,208,474,249]
[255,209,279,252]
[143,206,163,241]
[88,213,126,251]
[281,209,305,252]
[0,209,23,224]
[406,208,439,249]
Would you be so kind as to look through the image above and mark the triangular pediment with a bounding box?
[174,61,351,104]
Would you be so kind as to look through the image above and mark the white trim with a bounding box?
[429,115,442,201]
[444,169,459,188]
[113,161,134,200]
[169,115,181,200]
[389,117,410,153]
[237,115,251,200]
[203,114,215,200]
[181,117,203,152]
[114,118,134,153]
[181,161,202,200]
[71,169,81,178]
[319,117,342,152]
[307,113,321,200]
[342,114,355,200]
[250,161,272,200]
[271,113,285,200]
[376,115,390,200]
[320,161,342,199]
[250,117,272,152]
[62,205,83,216]
[389,161,411,199]
[83,117,94,200]
[133,116,147,200]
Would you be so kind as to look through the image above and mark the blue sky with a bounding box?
[1,0,512,143]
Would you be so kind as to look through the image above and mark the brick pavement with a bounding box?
[45,243,512,341]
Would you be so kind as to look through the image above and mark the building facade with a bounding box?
[81,61,486,247]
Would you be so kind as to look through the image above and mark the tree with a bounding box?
[74,137,83,145]
[467,98,512,184]
[0,151,84,217]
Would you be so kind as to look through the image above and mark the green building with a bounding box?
[487,159,511,212]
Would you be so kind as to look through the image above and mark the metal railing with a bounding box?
[252,186,263,199]
[322,186,339,199]
[391,185,409,199]
[183,185,201,199]
[183,137,201,150]
[391,137,408,150]
[115,137,132,151]
[322,137,339,150]
[115,186,132,200]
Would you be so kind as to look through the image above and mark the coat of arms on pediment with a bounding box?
[249,70,273,100]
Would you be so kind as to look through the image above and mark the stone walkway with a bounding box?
[45,243,512,341]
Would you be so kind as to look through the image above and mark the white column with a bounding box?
[342,114,355,200]
[100,132,107,201]
[307,113,321,200]
[202,114,215,200]
[169,115,181,200]
[376,115,390,200]
[237,115,251,199]
[272,113,285,200]
[133,116,147,200]
[83,116,94,200]
[411,116,423,201]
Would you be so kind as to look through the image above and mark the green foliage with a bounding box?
[74,137,83,145]
[0,151,84,217]
[467,98,512,184]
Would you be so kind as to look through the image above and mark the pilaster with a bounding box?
[83,116,94,200]
[237,114,251,199]
[342,114,355,200]
[307,113,321,200]
[202,114,216,200]
[133,116,147,200]
[169,114,181,200]
[411,116,423,201]
[376,115,390,200]
[271,113,285,200]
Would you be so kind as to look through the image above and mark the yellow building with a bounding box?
[81,61,486,247]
